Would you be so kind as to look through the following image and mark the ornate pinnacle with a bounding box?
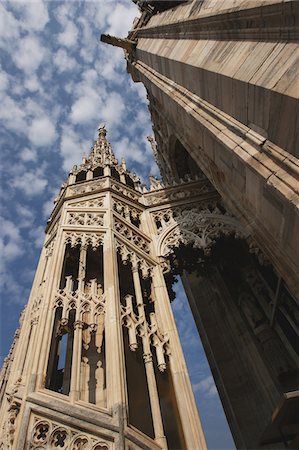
[98,124,107,142]
[88,124,117,166]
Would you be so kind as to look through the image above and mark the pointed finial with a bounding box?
[98,124,107,141]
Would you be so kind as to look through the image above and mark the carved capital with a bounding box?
[74,320,84,330]
[143,353,153,364]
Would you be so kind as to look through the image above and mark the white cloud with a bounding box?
[58,21,78,48]
[60,124,90,171]
[29,225,45,249]
[193,375,218,398]
[0,217,24,262]
[0,4,20,48]
[77,16,96,63]
[96,46,125,83]
[29,117,57,147]
[70,95,100,124]
[130,80,148,104]
[0,94,26,132]
[0,70,9,92]
[16,204,35,228]
[23,75,41,93]
[69,69,107,125]
[100,92,125,125]
[12,0,49,32]
[42,198,54,219]
[106,3,138,37]
[11,170,48,197]
[114,137,144,165]
[0,266,28,305]
[54,2,74,26]
[12,35,46,73]
[54,48,76,73]
[20,147,37,162]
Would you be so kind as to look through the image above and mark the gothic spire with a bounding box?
[89,124,117,166]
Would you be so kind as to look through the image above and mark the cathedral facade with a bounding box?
[101,0,299,448]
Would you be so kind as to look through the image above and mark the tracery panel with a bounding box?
[27,416,110,449]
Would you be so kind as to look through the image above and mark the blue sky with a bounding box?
[0,1,234,448]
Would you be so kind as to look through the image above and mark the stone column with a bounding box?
[103,199,127,448]
[70,320,83,402]
[78,245,87,292]
[151,265,207,450]
[131,266,167,449]
[86,169,93,181]
[68,173,76,184]
[104,166,111,177]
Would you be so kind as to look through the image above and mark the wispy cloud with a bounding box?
[193,375,218,398]
[12,35,47,73]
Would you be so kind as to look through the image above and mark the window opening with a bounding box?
[117,255,137,311]
[124,332,154,438]
[130,212,140,228]
[85,246,104,289]
[125,174,135,189]
[75,171,86,182]
[60,244,80,291]
[111,167,120,181]
[93,166,104,178]
[173,139,200,179]
[153,352,186,449]
[46,308,75,395]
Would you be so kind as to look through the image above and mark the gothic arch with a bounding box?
[156,208,248,258]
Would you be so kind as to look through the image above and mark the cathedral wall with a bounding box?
[127,0,299,300]
[138,73,299,298]
[181,270,286,449]
[135,39,298,155]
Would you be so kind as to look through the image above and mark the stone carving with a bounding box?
[248,241,270,266]
[114,218,149,253]
[152,203,220,234]
[157,207,243,257]
[111,181,140,201]
[45,238,55,257]
[0,398,21,450]
[68,180,107,196]
[115,240,153,278]
[7,401,20,449]
[122,295,170,372]
[46,219,59,241]
[149,175,164,191]
[113,199,141,225]
[32,421,49,445]
[90,125,117,167]
[66,212,105,227]
[54,285,105,325]
[28,417,109,449]
[64,232,104,250]
[145,181,214,206]
[70,198,104,208]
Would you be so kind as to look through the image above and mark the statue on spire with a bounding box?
[98,124,107,142]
